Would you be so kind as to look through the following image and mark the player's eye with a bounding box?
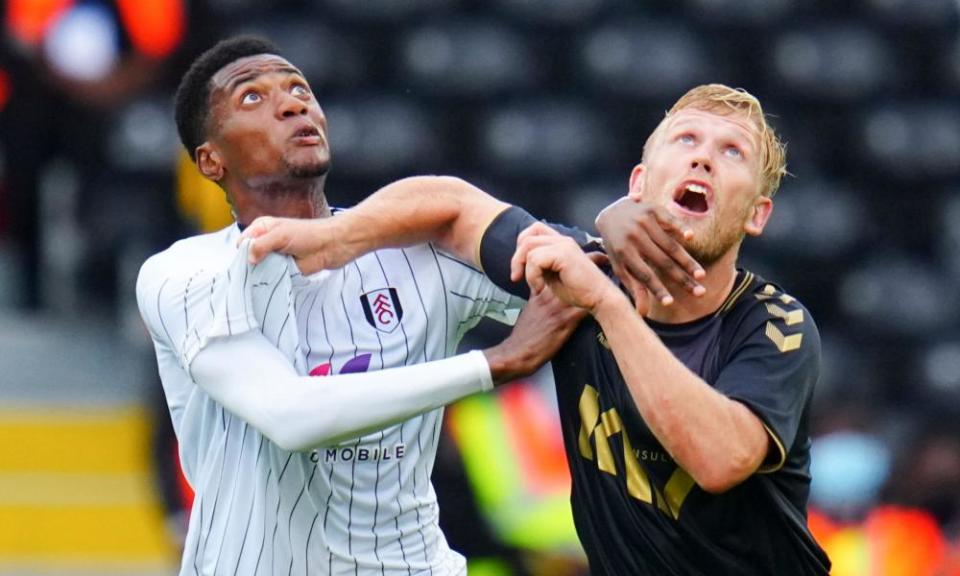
[679,134,695,145]
[241,91,262,105]
[724,145,743,159]
[291,84,311,97]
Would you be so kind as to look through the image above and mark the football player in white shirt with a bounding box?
[137,36,582,575]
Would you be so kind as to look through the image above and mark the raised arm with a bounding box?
[242,176,509,273]
[245,181,709,308]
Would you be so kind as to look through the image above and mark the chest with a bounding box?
[558,319,724,415]
[552,319,729,475]
[289,250,453,377]
[549,319,732,522]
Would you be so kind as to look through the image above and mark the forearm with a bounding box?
[483,334,556,386]
[334,176,509,266]
[591,292,767,493]
[191,332,493,451]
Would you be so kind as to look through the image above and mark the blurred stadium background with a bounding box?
[1,0,960,574]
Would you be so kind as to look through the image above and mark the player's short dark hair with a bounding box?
[175,36,281,160]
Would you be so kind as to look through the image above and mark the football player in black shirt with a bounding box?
[241,84,831,575]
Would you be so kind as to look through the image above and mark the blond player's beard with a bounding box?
[683,209,750,267]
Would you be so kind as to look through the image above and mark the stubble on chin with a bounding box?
[682,221,743,268]
[287,157,332,179]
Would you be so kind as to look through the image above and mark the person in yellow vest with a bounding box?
[442,375,588,576]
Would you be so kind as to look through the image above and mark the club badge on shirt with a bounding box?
[360,287,404,333]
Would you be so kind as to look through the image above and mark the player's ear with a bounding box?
[744,195,773,236]
[628,163,646,201]
[196,143,224,182]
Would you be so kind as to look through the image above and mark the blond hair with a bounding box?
[644,84,787,198]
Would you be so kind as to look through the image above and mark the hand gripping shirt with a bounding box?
[137,221,522,576]
[478,207,831,576]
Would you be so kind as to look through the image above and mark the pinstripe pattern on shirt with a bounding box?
[137,224,520,575]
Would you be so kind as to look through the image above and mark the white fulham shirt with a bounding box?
[137,223,521,575]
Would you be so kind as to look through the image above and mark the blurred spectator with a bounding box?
[810,429,892,521]
[808,505,955,576]
[2,2,202,562]
[1,0,187,309]
[439,376,588,575]
[882,413,960,540]
[807,406,960,575]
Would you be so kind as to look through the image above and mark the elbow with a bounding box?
[691,451,759,495]
[416,175,497,207]
[694,402,769,494]
[695,471,744,495]
[253,407,321,453]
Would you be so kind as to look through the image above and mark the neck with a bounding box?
[229,174,331,226]
[645,248,740,324]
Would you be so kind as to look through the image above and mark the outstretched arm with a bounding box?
[188,285,584,452]
[191,333,493,451]
[244,182,709,309]
[139,238,575,454]
[242,176,509,273]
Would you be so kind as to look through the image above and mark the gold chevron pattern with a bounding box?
[765,303,804,326]
[765,321,803,353]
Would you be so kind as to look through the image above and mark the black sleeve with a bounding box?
[714,297,820,472]
[478,206,596,299]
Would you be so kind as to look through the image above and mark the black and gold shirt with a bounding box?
[480,207,830,576]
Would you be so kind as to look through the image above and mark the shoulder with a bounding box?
[722,271,820,355]
[136,227,236,305]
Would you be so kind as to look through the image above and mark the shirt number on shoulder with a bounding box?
[578,385,695,520]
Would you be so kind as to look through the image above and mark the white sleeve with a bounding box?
[190,331,493,451]
[136,237,306,431]
[136,240,270,365]
[178,240,302,371]
[142,239,493,452]
[135,238,304,373]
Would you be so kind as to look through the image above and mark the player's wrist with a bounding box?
[482,344,532,387]
[314,216,359,269]
[335,212,382,263]
[590,284,633,321]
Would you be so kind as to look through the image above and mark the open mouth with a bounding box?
[293,126,320,139]
[675,182,710,213]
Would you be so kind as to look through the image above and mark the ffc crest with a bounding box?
[360,288,404,333]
